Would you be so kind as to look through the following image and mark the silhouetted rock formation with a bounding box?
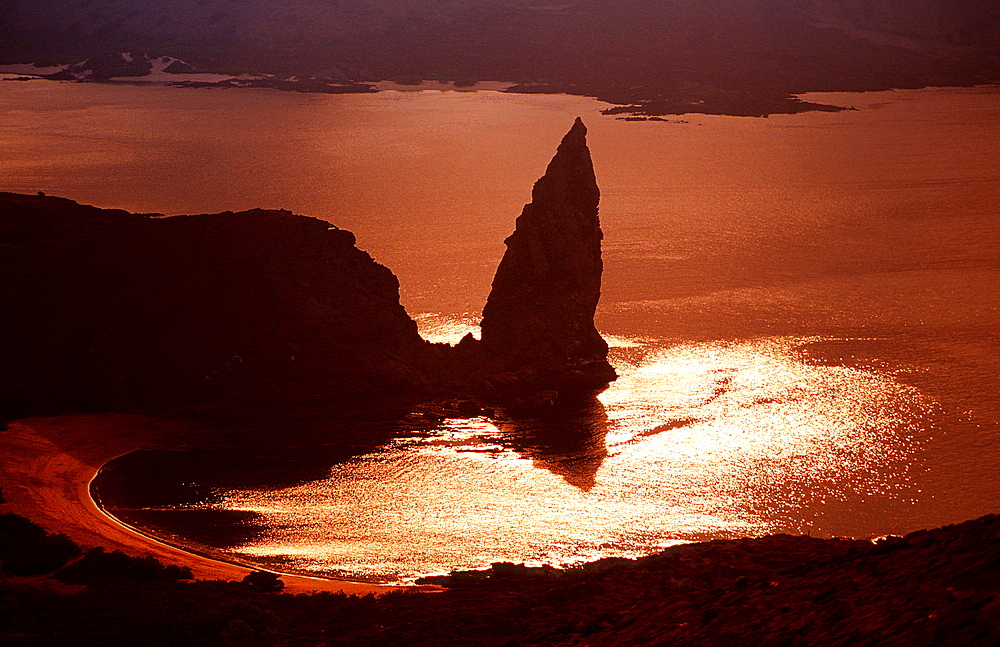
[0,193,429,418]
[0,120,615,419]
[466,117,616,404]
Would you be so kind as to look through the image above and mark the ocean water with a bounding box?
[4,79,999,582]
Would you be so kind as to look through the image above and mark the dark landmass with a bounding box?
[172,77,378,94]
[0,193,431,419]
[0,120,613,423]
[2,509,998,645]
[599,94,849,119]
[2,0,998,116]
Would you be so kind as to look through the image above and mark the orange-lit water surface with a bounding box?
[202,333,931,582]
[4,81,998,582]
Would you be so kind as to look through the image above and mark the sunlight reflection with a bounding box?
[198,334,930,583]
[413,312,480,344]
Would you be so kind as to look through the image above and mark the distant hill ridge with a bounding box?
[1,0,997,116]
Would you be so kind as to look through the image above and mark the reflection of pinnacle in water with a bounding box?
[494,397,610,491]
[539,448,607,491]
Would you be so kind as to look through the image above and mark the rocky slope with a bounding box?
[391,515,1000,646]
[2,510,997,645]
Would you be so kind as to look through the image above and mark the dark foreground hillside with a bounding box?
[1,511,997,646]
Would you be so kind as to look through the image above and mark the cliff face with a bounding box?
[470,118,617,402]
[0,193,429,418]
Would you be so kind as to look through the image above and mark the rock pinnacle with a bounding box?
[478,117,616,399]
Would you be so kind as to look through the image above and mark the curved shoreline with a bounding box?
[0,413,405,595]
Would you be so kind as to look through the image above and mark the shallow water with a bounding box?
[5,80,998,582]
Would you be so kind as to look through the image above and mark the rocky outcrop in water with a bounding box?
[464,117,616,404]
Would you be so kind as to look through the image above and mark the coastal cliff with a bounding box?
[0,120,615,419]
[0,193,430,418]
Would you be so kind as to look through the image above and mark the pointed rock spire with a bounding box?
[478,117,616,399]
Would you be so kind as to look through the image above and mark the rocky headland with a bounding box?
[0,119,614,423]
[0,194,430,420]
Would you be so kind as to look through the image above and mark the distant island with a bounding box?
[1,0,998,117]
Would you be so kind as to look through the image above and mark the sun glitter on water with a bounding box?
[190,326,931,583]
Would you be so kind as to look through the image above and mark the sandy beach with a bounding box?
[0,413,404,595]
